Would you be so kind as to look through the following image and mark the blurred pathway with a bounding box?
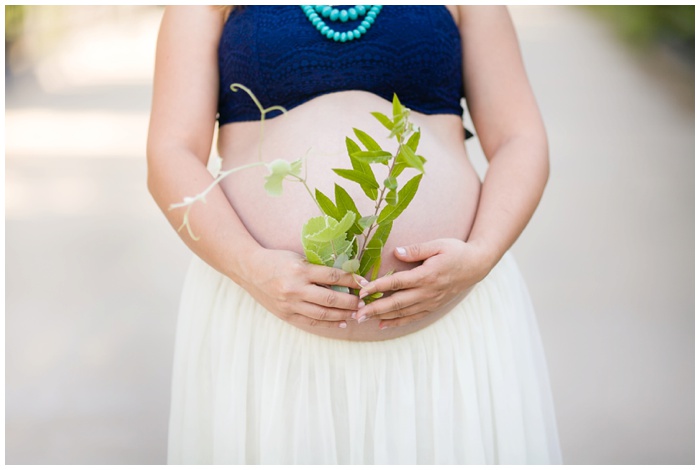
[5,6,694,464]
[5,7,189,464]
[505,6,694,465]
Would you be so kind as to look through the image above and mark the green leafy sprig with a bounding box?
[309,94,425,280]
[171,85,426,298]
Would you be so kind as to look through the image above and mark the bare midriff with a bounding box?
[217,91,481,341]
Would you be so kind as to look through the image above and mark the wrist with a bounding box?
[464,237,503,280]
[225,241,266,287]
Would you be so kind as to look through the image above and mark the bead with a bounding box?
[301,5,381,43]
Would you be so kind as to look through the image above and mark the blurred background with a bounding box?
[5,5,695,464]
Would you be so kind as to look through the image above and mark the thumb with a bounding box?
[394,240,442,262]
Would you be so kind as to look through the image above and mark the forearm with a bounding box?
[467,134,549,272]
[147,147,262,284]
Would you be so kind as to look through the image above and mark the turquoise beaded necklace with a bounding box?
[300,5,383,43]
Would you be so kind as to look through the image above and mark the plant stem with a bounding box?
[356,116,412,263]
[170,161,267,210]
[356,145,401,261]
[296,176,324,214]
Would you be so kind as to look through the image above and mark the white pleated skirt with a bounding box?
[167,252,561,464]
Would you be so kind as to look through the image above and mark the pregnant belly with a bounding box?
[217,92,481,340]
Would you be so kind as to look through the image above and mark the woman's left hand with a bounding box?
[355,238,495,329]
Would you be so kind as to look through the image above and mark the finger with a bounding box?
[306,264,363,289]
[358,268,425,299]
[356,289,423,322]
[305,284,362,311]
[288,312,350,329]
[393,240,443,263]
[378,311,433,329]
[297,301,354,323]
[374,302,426,320]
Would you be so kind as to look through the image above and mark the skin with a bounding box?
[147,6,548,340]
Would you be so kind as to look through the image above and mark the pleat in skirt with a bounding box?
[167,252,561,464]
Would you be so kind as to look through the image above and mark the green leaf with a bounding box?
[398,144,425,173]
[406,131,420,153]
[324,237,353,262]
[377,174,423,225]
[345,139,379,200]
[371,112,394,131]
[315,189,340,219]
[333,253,349,269]
[358,215,377,230]
[290,159,303,177]
[359,221,392,277]
[384,176,398,190]
[264,160,291,196]
[263,173,286,197]
[264,159,299,197]
[385,188,397,206]
[304,211,356,242]
[345,136,362,156]
[353,128,383,152]
[305,248,325,266]
[334,184,363,235]
[391,153,427,179]
[332,169,379,199]
[392,94,403,121]
[302,217,353,266]
[341,258,360,273]
[350,150,392,164]
[267,158,292,175]
[389,119,405,140]
[363,291,384,303]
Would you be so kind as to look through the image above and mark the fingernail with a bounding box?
[351,311,357,320]
[396,247,407,256]
[359,278,369,286]
[359,291,368,299]
[358,300,365,309]
[339,321,347,329]
[358,315,368,324]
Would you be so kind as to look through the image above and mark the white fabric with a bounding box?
[167,252,562,464]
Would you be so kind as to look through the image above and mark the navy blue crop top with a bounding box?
[218,6,466,127]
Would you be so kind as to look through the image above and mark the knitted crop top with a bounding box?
[218,6,465,126]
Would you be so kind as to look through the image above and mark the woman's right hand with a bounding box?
[239,247,363,329]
